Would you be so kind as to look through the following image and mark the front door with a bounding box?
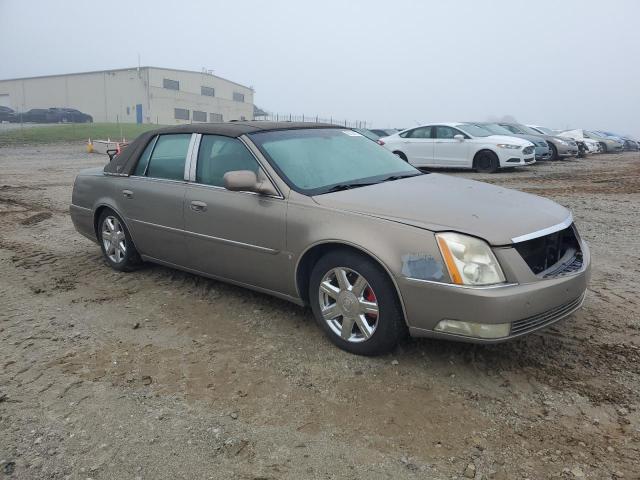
[119,133,193,266]
[183,134,288,295]
[401,126,434,166]
[433,125,469,166]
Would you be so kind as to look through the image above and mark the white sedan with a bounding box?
[378,123,536,173]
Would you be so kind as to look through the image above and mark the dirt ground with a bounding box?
[0,144,639,480]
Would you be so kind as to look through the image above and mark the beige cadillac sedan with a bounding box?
[71,122,590,355]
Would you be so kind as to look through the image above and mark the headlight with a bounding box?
[496,144,521,149]
[436,232,506,286]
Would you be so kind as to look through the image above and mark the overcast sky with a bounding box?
[1,0,639,135]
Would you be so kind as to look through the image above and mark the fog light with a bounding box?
[434,319,511,339]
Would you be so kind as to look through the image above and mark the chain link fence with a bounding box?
[255,112,369,129]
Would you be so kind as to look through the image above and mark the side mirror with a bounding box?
[454,134,465,142]
[223,170,278,196]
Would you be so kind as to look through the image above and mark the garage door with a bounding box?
[0,94,10,108]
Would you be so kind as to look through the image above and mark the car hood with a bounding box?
[509,133,548,147]
[312,174,570,246]
[481,135,532,146]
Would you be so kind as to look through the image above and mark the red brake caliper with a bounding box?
[364,287,377,318]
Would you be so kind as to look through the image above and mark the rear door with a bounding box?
[433,125,470,166]
[400,126,434,166]
[119,133,194,266]
[183,134,289,294]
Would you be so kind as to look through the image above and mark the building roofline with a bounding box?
[0,66,254,91]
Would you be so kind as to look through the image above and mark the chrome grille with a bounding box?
[510,294,584,336]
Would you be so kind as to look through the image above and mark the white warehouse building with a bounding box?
[0,67,254,124]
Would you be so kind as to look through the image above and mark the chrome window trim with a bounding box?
[183,133,199,181]
[130,218,279,255]
[127,175,188,185]
[511,213,574,244]
[184,181,283,200]
[186,133,202,182]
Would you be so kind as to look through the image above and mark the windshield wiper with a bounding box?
[324,182,377,193]
[377,173,423,183]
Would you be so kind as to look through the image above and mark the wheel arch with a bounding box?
[295,240,408,323]
[93,203,137,248]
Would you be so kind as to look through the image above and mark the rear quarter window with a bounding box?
[144,134,191,181]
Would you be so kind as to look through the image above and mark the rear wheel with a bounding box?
[98,210,140,272]
[474,151,499,173]
[309,249,405,356]
[549,143,559,161]
[599,142,607,153]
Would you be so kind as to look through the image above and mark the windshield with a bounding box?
[533,126,555,135]
[249,128,420,195]
[353,128,381,141]
[456,124,492,137]
[471,123,513,136]
[512,124,542,135]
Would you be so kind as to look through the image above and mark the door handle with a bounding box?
[190,200,207,212]
[122,189,133,199]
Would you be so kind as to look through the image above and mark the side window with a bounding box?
[196,135,260,187]
[146,134,191,181]
[404,127,431,139]
[434,126,457,139]
[133,137,157,176]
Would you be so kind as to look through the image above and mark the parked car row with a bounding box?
[0,106,93,123]
[359,121,638,173]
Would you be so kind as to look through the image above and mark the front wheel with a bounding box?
[309,250,405,356]
[98,210,140,271]
[474,151,500,173]
[549,143,559,161]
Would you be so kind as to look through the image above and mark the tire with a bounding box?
[393,151,408,162]
[549,143,559,161]
[309,249,405,356]
[97,210,141,272]
[474,150,500,173]
[600,142,607,153]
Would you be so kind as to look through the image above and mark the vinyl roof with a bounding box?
[145,121,340,138]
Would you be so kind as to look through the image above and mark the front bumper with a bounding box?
[557,144,579,157]
[535,146,551,161]
[499,150,536,166]
[399,241,591,343]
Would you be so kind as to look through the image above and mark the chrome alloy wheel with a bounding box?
[101,215,127,263]
[318,267,379,342]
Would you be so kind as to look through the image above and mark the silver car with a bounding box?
[469,122,552,161]
[498,123,579,160]
[71,122,590,355]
